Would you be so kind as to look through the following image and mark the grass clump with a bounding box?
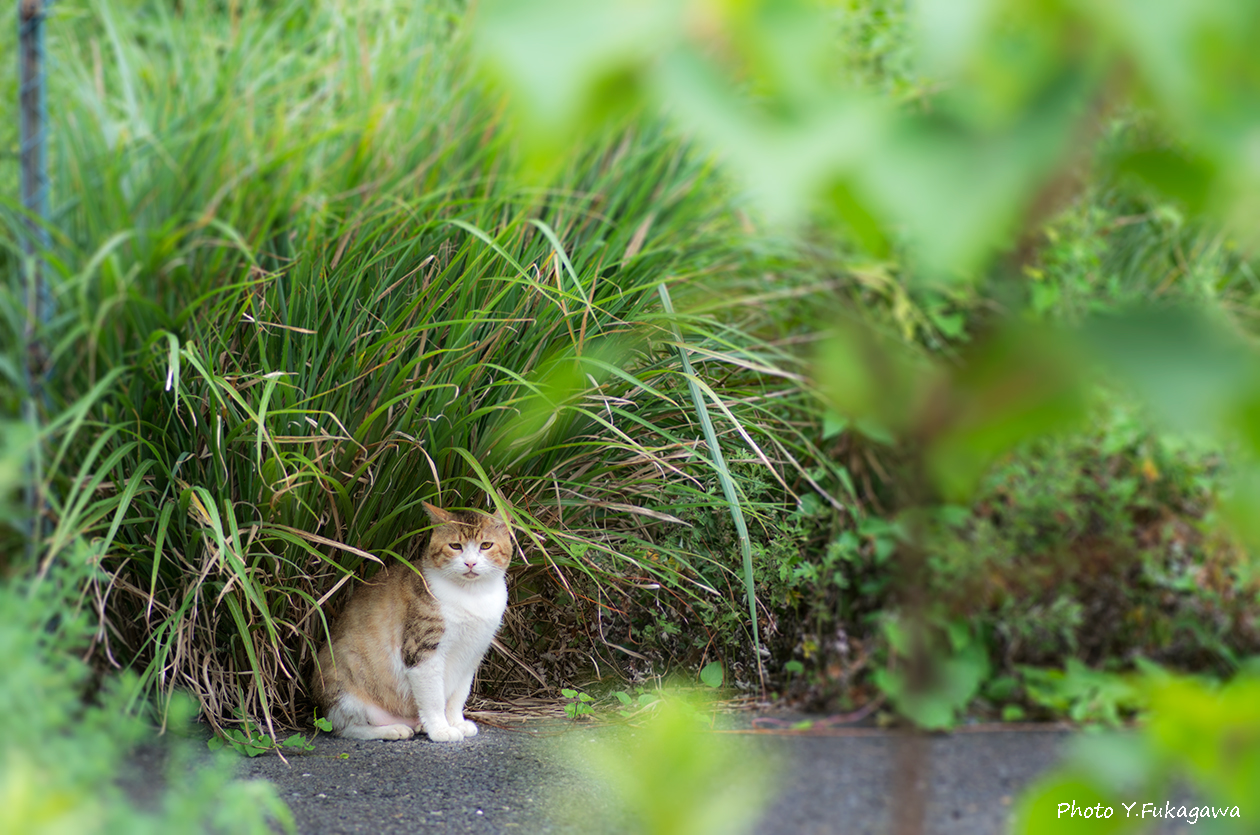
[1,0,825,729]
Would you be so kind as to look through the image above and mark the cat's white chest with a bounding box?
[423,570,506,664]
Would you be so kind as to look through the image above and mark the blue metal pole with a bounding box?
[19,0,52,324]
[19,0,53,561]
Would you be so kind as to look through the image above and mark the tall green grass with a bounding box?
[1,0,830,729]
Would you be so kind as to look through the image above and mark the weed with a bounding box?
[1019,660,1145,727]
[560,688,595,721]
[612,688,661,718]
[207,712,332,757]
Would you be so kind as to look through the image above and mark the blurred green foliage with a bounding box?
[1,6,1259,831]
[568,693,773,835]
[1015,669,1257,833]
[0,422,290,834]
[478,0,1260,275]
[475,0,1260,823]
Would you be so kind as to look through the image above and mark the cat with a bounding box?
[310,502,511,741]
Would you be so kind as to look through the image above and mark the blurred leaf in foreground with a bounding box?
[818,320,1086,503]
[1013,670,1257,835]
[814,320,931,442]
[568,693,773,835]
[924,323,1086,502]
[474,0,679,166]
[1079,305,1256,438]
[874,614,990,730]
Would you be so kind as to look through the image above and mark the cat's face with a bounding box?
[422,503,512,584]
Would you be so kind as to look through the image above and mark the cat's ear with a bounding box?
[484,507,510,529]
[423,502,456,525]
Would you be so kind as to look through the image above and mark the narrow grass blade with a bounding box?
[656,282,763,686]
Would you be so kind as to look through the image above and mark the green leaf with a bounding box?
[1113,147,1217,213]
[700,661,725,689]
[914,0,1001,75]
[1011,774,1130,835]
[927,324,1086,502]
[815,323,928,437]
[859,80,1084,276]
[821,409,848,440]
[1080,305,1255,437]
[475,0,677,143]
[983,675,1018,701]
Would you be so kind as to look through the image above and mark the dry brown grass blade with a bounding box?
[623,213,655,261]
[491,636,549,687]
[269,525,384,564]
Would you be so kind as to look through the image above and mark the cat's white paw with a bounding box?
[378,724,415,740]
[455,719,478,737]
[426,724,466,742]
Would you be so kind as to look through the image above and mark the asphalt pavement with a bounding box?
[236,718,1085,835]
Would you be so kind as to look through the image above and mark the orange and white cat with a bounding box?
[310,503,511,741]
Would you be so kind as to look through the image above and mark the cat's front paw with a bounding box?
[425,724,466,742]
[378,724,416,740]
[455,719,477,737]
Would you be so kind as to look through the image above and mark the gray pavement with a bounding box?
[236,719,1079,834]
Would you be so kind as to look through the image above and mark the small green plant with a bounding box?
[1020,660,1147,727]
[207,711,332,757]
[699,661,724,689]
[561,688,595,720]
[208,723,314,758]
[612,689,661,718]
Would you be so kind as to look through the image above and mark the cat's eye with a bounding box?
[448,542,461,551]
[480,541,492,550]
